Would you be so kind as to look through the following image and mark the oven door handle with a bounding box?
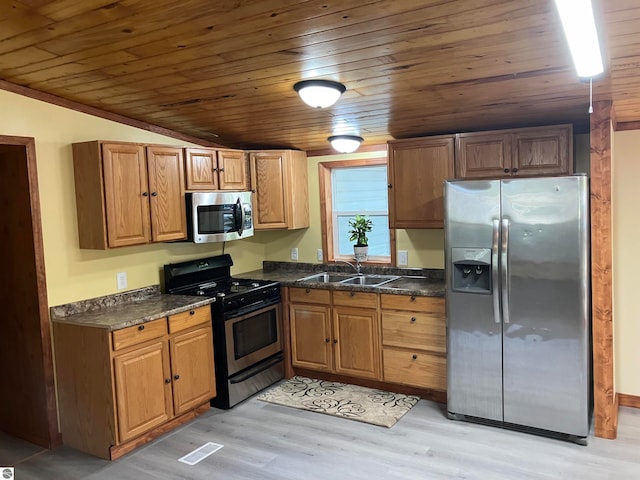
[229,353,283,384]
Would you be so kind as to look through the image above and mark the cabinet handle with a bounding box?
[350,291,355,297]
[213,167,218,172]
[165,378,171,384]
[412,354,418,360]
[251,189,256,193]
[325,338,330,343]
[333,339,338,344]
[512,167,518,173]
[174,374,180,380]
[387,183,392,188]
[151,191,158,197]
[503,168,510,173]
[142,192,149,197]
[138,325,145,331]
[305,288,310,294]
[410,317,416,322]
[219,167,225,172]
[410,296,416,302]
[189,310,195,315]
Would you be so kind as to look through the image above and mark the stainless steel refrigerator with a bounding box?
[444,174,591,444]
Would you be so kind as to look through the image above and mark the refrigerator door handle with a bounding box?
[501,218,510,324]
[492,219,501,324]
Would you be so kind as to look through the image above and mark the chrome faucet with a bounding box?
[338,259,362,275]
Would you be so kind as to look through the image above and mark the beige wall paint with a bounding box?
[612,129,639,396]
[0,89,265,306]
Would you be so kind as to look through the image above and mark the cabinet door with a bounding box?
[289,303,332,371]
[185,148,218,190]
[218,149,248,190]
[169,326,216,415]
[113,341,172,442]
[101,143,150,247]
[250,152,287,229]
[332,306,380,379]
[511,125,572,177]
[455,132,512,179]
[147,146,187,242]
[388,136,455,228]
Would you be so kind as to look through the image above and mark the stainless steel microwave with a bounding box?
[186,191,254,243]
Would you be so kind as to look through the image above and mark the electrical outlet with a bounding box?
[116,271,128,290]
[317,249,323,262]
[290,247,299,261]
[398,250,408,266]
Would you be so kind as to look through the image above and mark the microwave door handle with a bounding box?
[236,198,244,236]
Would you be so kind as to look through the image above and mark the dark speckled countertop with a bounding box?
[235,261,445,297]
[50,285,215,331]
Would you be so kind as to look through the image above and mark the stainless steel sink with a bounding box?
[297,272,356,283]
[339,274,400,287]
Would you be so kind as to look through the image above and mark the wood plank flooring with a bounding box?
[2,397,640,479]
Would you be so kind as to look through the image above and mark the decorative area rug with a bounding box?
[257,376,419,428]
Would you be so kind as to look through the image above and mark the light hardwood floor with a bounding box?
[2,397,639,479]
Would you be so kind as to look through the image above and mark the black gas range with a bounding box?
[163,254,284,409]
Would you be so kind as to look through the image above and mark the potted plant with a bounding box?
[348,214,373,261]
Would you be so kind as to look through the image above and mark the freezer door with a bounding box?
[445,180,503,421]
[501,176,590,437]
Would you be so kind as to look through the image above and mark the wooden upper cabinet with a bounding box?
[185,147,248,191]
[455,132,511,179]
[387,135,455,229]
[250,150,309,230]
[455,124,573,179]
[72,141,187,249]
[101,143,151,247]
[147,146,187,243]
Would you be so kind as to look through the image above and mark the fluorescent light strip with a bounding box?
[554,0,604,77]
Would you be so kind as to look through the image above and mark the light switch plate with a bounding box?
[317,249,323,261]
[116,271,128,290]
[398,250,408,266]
[291,248,299,261]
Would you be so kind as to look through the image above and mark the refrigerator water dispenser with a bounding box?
[451,247,492,293]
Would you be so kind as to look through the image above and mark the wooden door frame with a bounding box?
[1,135,61,447]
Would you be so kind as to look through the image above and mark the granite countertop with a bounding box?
[50,285,215,331]
[235,262,445,297]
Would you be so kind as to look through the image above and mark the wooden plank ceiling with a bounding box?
[0,0,638,151]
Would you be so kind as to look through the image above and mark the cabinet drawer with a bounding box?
[333,290,377,308]
[112,318,167,351]
[382,312,446,353]
[380,294,444,313]
[168,306,211,334]
[383,348,446,391]
[289,287,330,304]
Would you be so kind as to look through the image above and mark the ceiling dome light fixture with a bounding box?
[293,80,346,108]
[328,135,364,153]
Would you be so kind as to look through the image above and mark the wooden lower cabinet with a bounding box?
[289,288,380,380]
[380,294,447,391]
[53,306,216,459]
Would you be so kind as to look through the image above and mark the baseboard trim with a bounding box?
[618,393,640,409]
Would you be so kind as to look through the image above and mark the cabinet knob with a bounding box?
[251,189,256,193]
[151,191,158,197]
[410,296,416,302]
[165,378,171,384]
[512,167,518,173]
[410,317,416,322]
[325,338,330,343]
[142,192,149,197]
[305,288,310,294]
[333,339,338,344]
[387,183,392,188]
[189,310,195,315]
[350,291,355,297]
[213,167,219,172]
[503,168,510,173]
[138,325,145,331]
[174,374,180,380]
[412,354,418,360]
[219,167,225,172]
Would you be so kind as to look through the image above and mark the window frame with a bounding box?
[318,158,396,266]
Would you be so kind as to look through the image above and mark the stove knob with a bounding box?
[231,281,240,287]
[251,282,260,288]
[216,292,226,298]
[197,291,204,296]
[228,300,237,309]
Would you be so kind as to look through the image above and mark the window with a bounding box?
[319,158,395,264]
